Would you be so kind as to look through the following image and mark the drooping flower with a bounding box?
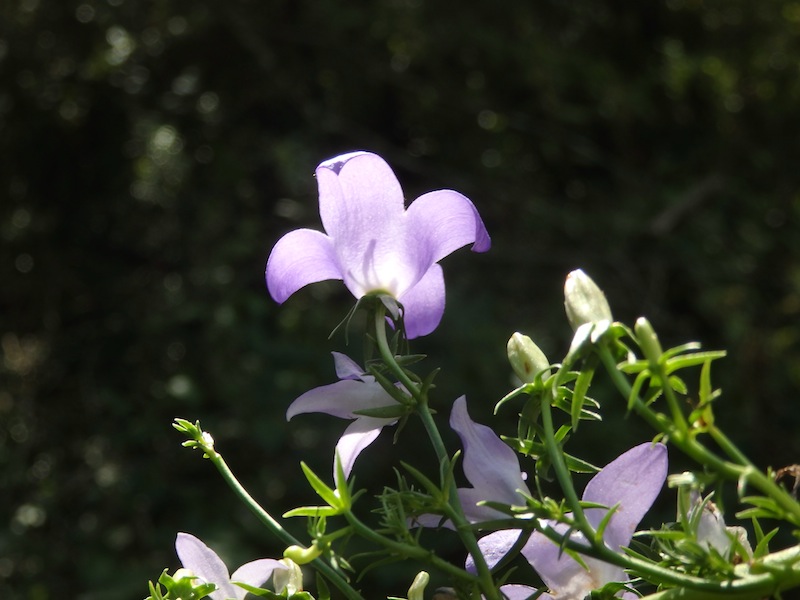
[472,443,668,600]
[175,532,292,600]
[265,151,490,338]
[287,352,400,478]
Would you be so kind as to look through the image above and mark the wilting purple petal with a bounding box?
[336,416,388,477]
[450,396,530,516]
[265,151,489,338]
[231,559,288,592]
[175,532,240,600]
[582,442,667,551]
[265,229,342,303]
[396,264,445,339]
[286,379,395,420]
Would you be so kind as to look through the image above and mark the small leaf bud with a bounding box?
[507,332,550,382]
[564,269,613,330]
[407,571,430,600]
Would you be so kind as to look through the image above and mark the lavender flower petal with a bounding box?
[466,529,522,572]
[175,532,238,600]
[286,379,395,420]
[332,351,365,380]
[396,263,445,339]
[265,228,342,303]
[406,189,491,262]
[450,396,530,510]
[230,559,288,594]
[500,584,546,600]
[336,416,389,477]
[582,442,667,551]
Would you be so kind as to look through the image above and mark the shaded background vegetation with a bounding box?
[3,0,800,598]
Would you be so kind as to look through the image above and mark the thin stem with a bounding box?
[208,451,364,600]
[342,510,479,584]
[539,390,593,535]
[597,344,800,525]
[371,306,501,600]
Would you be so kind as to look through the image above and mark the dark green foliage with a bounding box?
[2,1,800,598]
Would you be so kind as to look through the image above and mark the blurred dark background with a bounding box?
[2,0,800,598]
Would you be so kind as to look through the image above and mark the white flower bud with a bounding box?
[507,332,550,382]
[564,269,613,330]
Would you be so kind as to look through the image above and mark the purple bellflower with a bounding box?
[287,352,399,478]
[175,532,290,600]
[469,442,668,600]
[265,151,490,338]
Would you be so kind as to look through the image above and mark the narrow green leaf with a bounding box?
[300,462,342,509]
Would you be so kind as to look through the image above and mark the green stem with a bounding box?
[639,544,800,600]
[539,389,593,535]
[597,345,800,525]
[208,451,364,600]
[343,510,479,584]
[371,306,501,600]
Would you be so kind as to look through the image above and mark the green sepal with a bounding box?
[283,505,342,518]
[352,404,410,419]
[664,350,727,374]
[570,357,597,431]
[300,462,344,510]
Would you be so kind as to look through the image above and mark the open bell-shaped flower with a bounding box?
[266,151,490,338]
[175,532,291,600]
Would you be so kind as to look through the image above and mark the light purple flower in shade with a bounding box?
[413,396,530,529]
[471,442,668,600]
[175,532,288,600]
[450,396,532,523]
[265,151,490,339]
[287,352,399,478]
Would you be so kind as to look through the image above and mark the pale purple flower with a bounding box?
[451,396,532,523]
[265,151,490,338]
[471,442,668,600]
[287,352,399,478]
[413,396,530,529]
[175,532,288,600]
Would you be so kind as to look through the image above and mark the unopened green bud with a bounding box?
[635,317,663,365]
[283,543,322,565]
[507,332,550,382]
[564,269,613,330]
[273,558,304,595]
[408,571,430,600]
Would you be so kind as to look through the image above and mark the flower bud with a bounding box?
[407,571,430,600]
[564,269,612,330]
[283,543,322,565]
[634,317,663,365]
[507,332,550,382]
